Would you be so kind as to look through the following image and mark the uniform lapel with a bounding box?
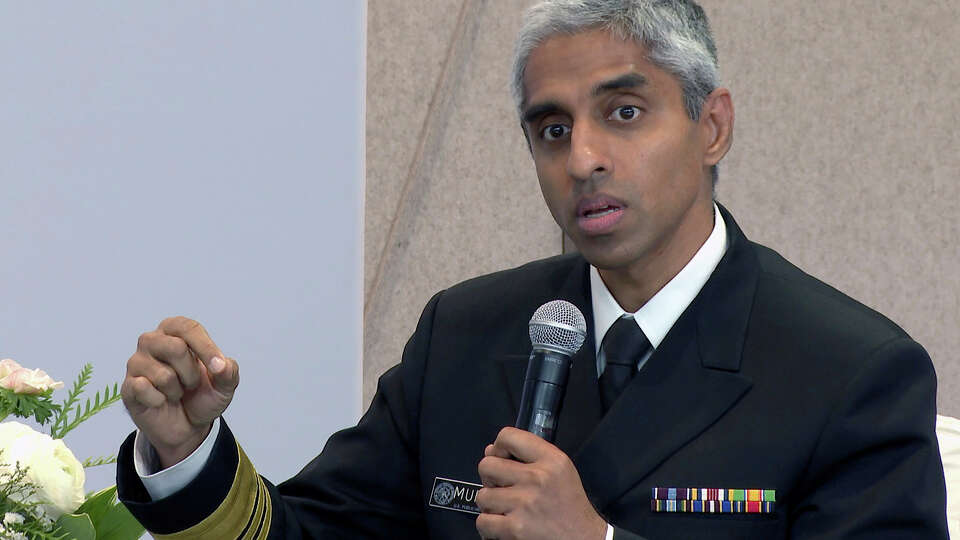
[499,355,528,414]
[553,328,602,456]
[574,205,761,511]
[551,257,602,456]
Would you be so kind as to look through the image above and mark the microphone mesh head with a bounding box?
[528,300,587,355]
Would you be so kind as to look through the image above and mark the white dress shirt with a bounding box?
[137,205,728,539]
[592,203,728,376]
[134,416,221,500]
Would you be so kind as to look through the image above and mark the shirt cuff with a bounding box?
[133,417,221,501]
[606,522,614,540]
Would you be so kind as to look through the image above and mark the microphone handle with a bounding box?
[515,348,573,444]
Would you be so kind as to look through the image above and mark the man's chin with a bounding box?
[573,243,632,271]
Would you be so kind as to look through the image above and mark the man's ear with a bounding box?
[699,88,734,168]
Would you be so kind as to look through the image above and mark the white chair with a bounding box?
[937,414,960,538]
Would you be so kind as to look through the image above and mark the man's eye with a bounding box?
[609,105,640,122]
[540,124,570,141]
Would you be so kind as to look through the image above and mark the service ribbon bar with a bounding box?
[650,488,776,514]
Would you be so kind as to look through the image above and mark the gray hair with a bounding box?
[512,0,719,120]
[511,0,721,182]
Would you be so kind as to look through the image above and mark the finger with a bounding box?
[158,316,224,370]
[475,486,524,515]
[492,427,552,463]
[476,512,511,539]
[149,362,185,402]
[478,455,529,488]
[200,355,240,395]
[157,317,238,393]
[122,376,166,409]
[127,349,190,401]
[485,442,510,459]
[136,331,202,390]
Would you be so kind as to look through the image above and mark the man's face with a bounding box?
[522,29,717,276]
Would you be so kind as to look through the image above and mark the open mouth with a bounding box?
[576,197,626,234]
[582,204,621,219]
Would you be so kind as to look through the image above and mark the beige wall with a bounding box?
[365,1,960,414]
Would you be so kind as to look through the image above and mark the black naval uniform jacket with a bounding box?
[118,206,948,539]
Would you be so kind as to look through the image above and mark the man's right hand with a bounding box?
[121,316,239,470]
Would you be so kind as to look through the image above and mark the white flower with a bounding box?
[0,359,23,379]
[3,512,24,524]
[0,361,63,395]
[0,422,85,520]
[0,522,27,540]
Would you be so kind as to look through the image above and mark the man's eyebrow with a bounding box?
[520,73,648,124]
[521,102,563,125]
[593,73,648,96]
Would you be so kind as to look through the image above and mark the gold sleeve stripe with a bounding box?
[240,476,272,540]
[153,444,273,540]
[260,475,273,538]
[237,475,263,539]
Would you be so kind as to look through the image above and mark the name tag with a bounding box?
[429,476,483,515]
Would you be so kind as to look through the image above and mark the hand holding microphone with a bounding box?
[475,301,607,540]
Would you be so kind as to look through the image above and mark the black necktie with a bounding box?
[599,316,651,413]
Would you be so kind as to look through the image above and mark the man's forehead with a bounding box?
[520,29,661,112]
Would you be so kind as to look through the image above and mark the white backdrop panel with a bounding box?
[0,2,364,495]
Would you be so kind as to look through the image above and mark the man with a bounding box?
[118,1,948,538]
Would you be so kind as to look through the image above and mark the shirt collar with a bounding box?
[590,203,728,356]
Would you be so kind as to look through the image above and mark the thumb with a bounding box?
[204,355,239,395]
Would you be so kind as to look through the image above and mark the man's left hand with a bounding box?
[475,427,607,540]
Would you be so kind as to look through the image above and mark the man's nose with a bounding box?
[566,122,612,182]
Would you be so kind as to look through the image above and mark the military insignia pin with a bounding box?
[651,487,776,514]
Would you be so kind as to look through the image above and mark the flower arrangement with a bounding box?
[0,358,144,539]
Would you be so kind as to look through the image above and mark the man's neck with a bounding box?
[598,203,715,312]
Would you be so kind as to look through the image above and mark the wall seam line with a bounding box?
[363,0,473,317]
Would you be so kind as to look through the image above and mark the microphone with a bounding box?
[515,300,587,443]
